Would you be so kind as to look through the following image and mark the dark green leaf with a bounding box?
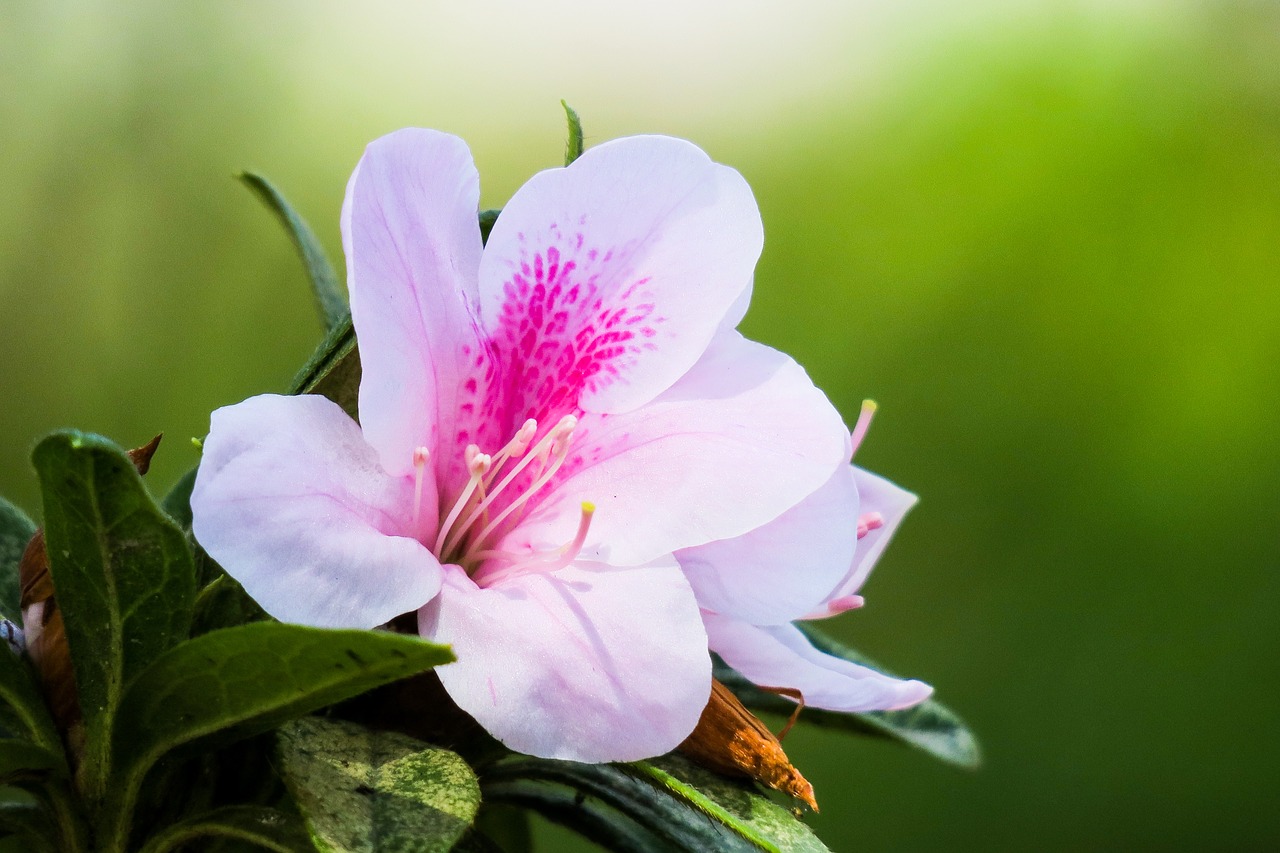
[32,430,197,801]
[0,834,52,853]
[0,643,59,750]
[103,624,452,853]
[239,172,346,332]
[287,317,360,419]
[113,623,453,777]
[137,805,313,853]
[0,785,70,853]
[561,101,584,166]
[478,209,501,246]
[472,804,532,853]
[0,498,34,625]
[0,739,61,781]
[482,777,670,853]
[715,624,981,769]
[483,754,823,852]
[277,716,480,852]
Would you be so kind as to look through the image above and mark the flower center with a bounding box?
[412,414,595,579]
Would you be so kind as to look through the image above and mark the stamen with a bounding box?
[801,593,865,620]
[445,415,578,559]
[467,418,577,555]
[472,501,597,585]
[483,418,539,489]
[412,446,430,529]
[856,512,884,539]
[433,445,492,556]
[850,399,877,459]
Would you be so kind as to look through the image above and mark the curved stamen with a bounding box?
[466,423,576,557]
[856,511,884,539]
[411,446,430,530]
[850,399,877,459]
[444,414,578,559]
[433,446,492,556]
[472,501,596,586]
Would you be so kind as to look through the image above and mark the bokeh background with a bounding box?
[2,1,1277,849]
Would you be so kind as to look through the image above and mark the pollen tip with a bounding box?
[191,436,204,452]
[581,500,596,515]
[413,446,430,465]
[862,399,878,413]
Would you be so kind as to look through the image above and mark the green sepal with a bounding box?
[0,498,34,626]
[277,716,480,853]
[483,753,827,852]
[239,172,347,332]
[160,468,198,532]
[191,575,268,636]
[561,101,585,166]
[287,316,360,420]
[136,805,313,853]
[715,623,980,769]
[31,430,197,802]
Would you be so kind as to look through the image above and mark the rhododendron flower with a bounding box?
[191,128,929,763]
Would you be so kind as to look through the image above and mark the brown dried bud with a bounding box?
[19,434,164,746]
[678,678,817,811]
[19,529,80,737]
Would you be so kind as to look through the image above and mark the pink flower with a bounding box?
[191,129,928,763]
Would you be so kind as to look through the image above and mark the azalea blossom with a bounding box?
[191,128,929,763]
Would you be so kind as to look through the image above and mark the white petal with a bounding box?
[192,394,442,628]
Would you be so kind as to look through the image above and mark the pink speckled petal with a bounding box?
[476,135,762,424]
[507,331,849,567]
[420,558,709,762]
[343,128,490,478]
[704,613,932,712]
[192,394,442,629]
[677,460,860,626]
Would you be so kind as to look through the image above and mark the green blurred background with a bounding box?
[2,1,1277,849]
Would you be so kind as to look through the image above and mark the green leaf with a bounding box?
[113,623,453,778]
[0,637,59,751]
[0,498,34,625]
[478,209,501,246]
[561,101,584,166]
[0,739,61,782]
[484,754,824,852]
[634,753,828,853]
[715,624,981,769]
[277,716,480,853]
[137,805,313,853]
[239,172,346,332]
[104,624,452,853]
[32,431,197,800]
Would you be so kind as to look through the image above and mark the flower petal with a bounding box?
[677,462,860,626]
[510,331,849,567]
[826,467,918,605]
[704,613,932,712]
[420,559,710,762]
[477,135,762,424]
[343,128,489,477]
[192,394,442,628]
